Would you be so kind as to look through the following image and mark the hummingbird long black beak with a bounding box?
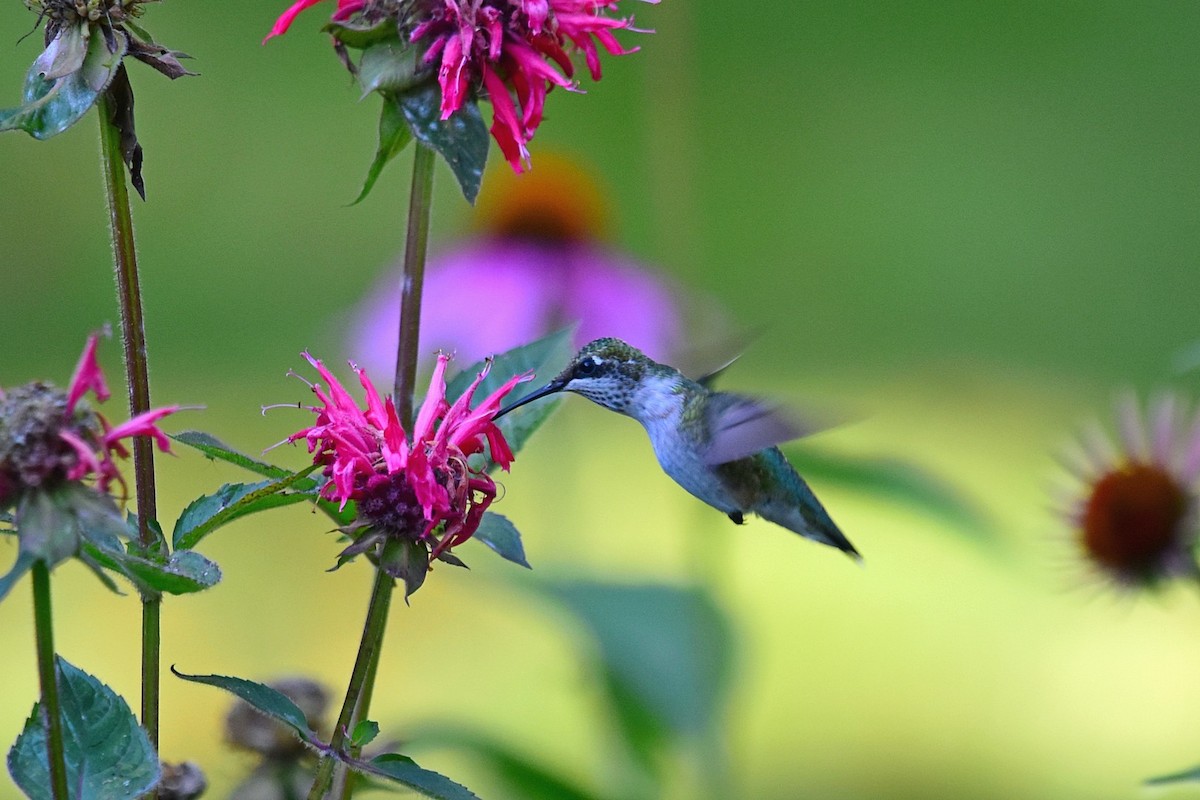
[493,378,568,420]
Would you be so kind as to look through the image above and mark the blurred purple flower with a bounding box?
[349,154,688,375]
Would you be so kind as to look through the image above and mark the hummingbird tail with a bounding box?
[757,497,861,561]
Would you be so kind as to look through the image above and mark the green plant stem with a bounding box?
[306,569,394,800]
[312,143,435,800]
[31,561,69,800]
[392,143,436,417]
[97,93,161,758]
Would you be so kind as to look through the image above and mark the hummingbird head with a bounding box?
[495,338,652,418]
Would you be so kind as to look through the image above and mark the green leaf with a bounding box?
[170,431,292,480]
[410,728,605,800]
[358,40,425,98]
[68,484,137,553]
[378,538,429,601]
[349,753,481,800]
[33,22,88,80]
[539,581,735,763]
[170,669,321,748]
[172,467,319,550]
[398,85,487,204]
[1147,764,1200,786]
[472,512,530,569]
[8,657,159,800]
[0,25,126,140]
[350,720,380,749]
[15,490,82,568]
[84,545,222,596]
[171,432,355,528]
[351,94,412,205]
[0,551,36,604]
[781,446,993,541]
[324,18,396,49]
[446,326,575,459]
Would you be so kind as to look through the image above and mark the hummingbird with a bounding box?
[495,338,860,559]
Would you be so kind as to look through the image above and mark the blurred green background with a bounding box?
[4,1,1200,798]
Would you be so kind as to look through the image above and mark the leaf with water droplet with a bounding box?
[8,657,159,800]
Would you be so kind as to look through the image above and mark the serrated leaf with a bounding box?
[472,512,530,569]
[170,431,292,480]
[398,85,487,204]
[170,669,320,748]
[349,753,480,800]
[446,327,575,459]
[350,720,380,749]
[8,657,159,800]
[87,546,222,596]
[0,25,125,140]
[172,465,319,550]
[352,94,412,205]
[781,446,992,541]
[539,581,735,765]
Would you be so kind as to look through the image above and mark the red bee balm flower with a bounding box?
[0,334,179,506]
[266,0,652,172]
[289,352,528,571]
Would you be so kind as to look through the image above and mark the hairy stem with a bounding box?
[312,143,435,800]
[97,93,161,761]
[392,143,436,418]
[31,561,69,800]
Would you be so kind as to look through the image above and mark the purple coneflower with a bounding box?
[1059,395,1200,588]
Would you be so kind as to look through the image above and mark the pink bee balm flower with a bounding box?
[288,351,529,572]
[264,0,365,41]
[414,0,649,171]
[265,0,652,172]
[0,334,179,505]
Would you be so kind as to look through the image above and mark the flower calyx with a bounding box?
[3,0,195,197]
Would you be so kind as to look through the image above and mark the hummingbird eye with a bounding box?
[576,356,602,377]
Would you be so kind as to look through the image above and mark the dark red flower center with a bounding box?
[358,471,427,539]
[1081,463,1190,578]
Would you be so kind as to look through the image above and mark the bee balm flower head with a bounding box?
[287,351,528,596]
[265,0,653,172]
[0,334,178,509]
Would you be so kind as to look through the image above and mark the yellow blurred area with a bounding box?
[4,364,1200,800]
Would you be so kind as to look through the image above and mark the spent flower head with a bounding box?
[1059,394,1200,589]
[0,334,180,598]
[286,350,528,596]
[0,334,177,508]
[3,0,194,195]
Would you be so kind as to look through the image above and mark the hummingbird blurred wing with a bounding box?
[701,393,812,465]
[694,354,741,389]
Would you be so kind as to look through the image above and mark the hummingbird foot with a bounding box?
[727,511,745,525]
